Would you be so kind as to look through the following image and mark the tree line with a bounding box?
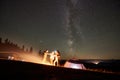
[0,37,33,53]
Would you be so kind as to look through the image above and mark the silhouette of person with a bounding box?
[42,49,49,63]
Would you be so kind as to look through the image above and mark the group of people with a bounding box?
[42,50,60,66]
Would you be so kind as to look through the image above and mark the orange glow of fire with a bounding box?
[16,53,52,66]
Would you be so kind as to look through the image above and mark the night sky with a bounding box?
[0,0,120,59]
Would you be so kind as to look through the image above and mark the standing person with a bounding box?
[49,51,55,65]
[53,50,60,66]
[42,49,49,63]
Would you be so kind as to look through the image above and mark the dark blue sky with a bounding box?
[0,0,120,59]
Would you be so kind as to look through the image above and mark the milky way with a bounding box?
[64,0,85,57]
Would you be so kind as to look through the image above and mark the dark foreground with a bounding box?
[0,59,119,80]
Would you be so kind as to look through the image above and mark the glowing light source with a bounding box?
[92,61,100,65]
[64,61,86,69]
[8,56,14,60]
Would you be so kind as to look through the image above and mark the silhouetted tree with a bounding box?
[0,37,2,43]
[29,47,33,53]
[8,40,11,44]
[22,45,25,51]
[5,38,8,44]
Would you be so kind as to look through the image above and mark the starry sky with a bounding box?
[0,0,120,59]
